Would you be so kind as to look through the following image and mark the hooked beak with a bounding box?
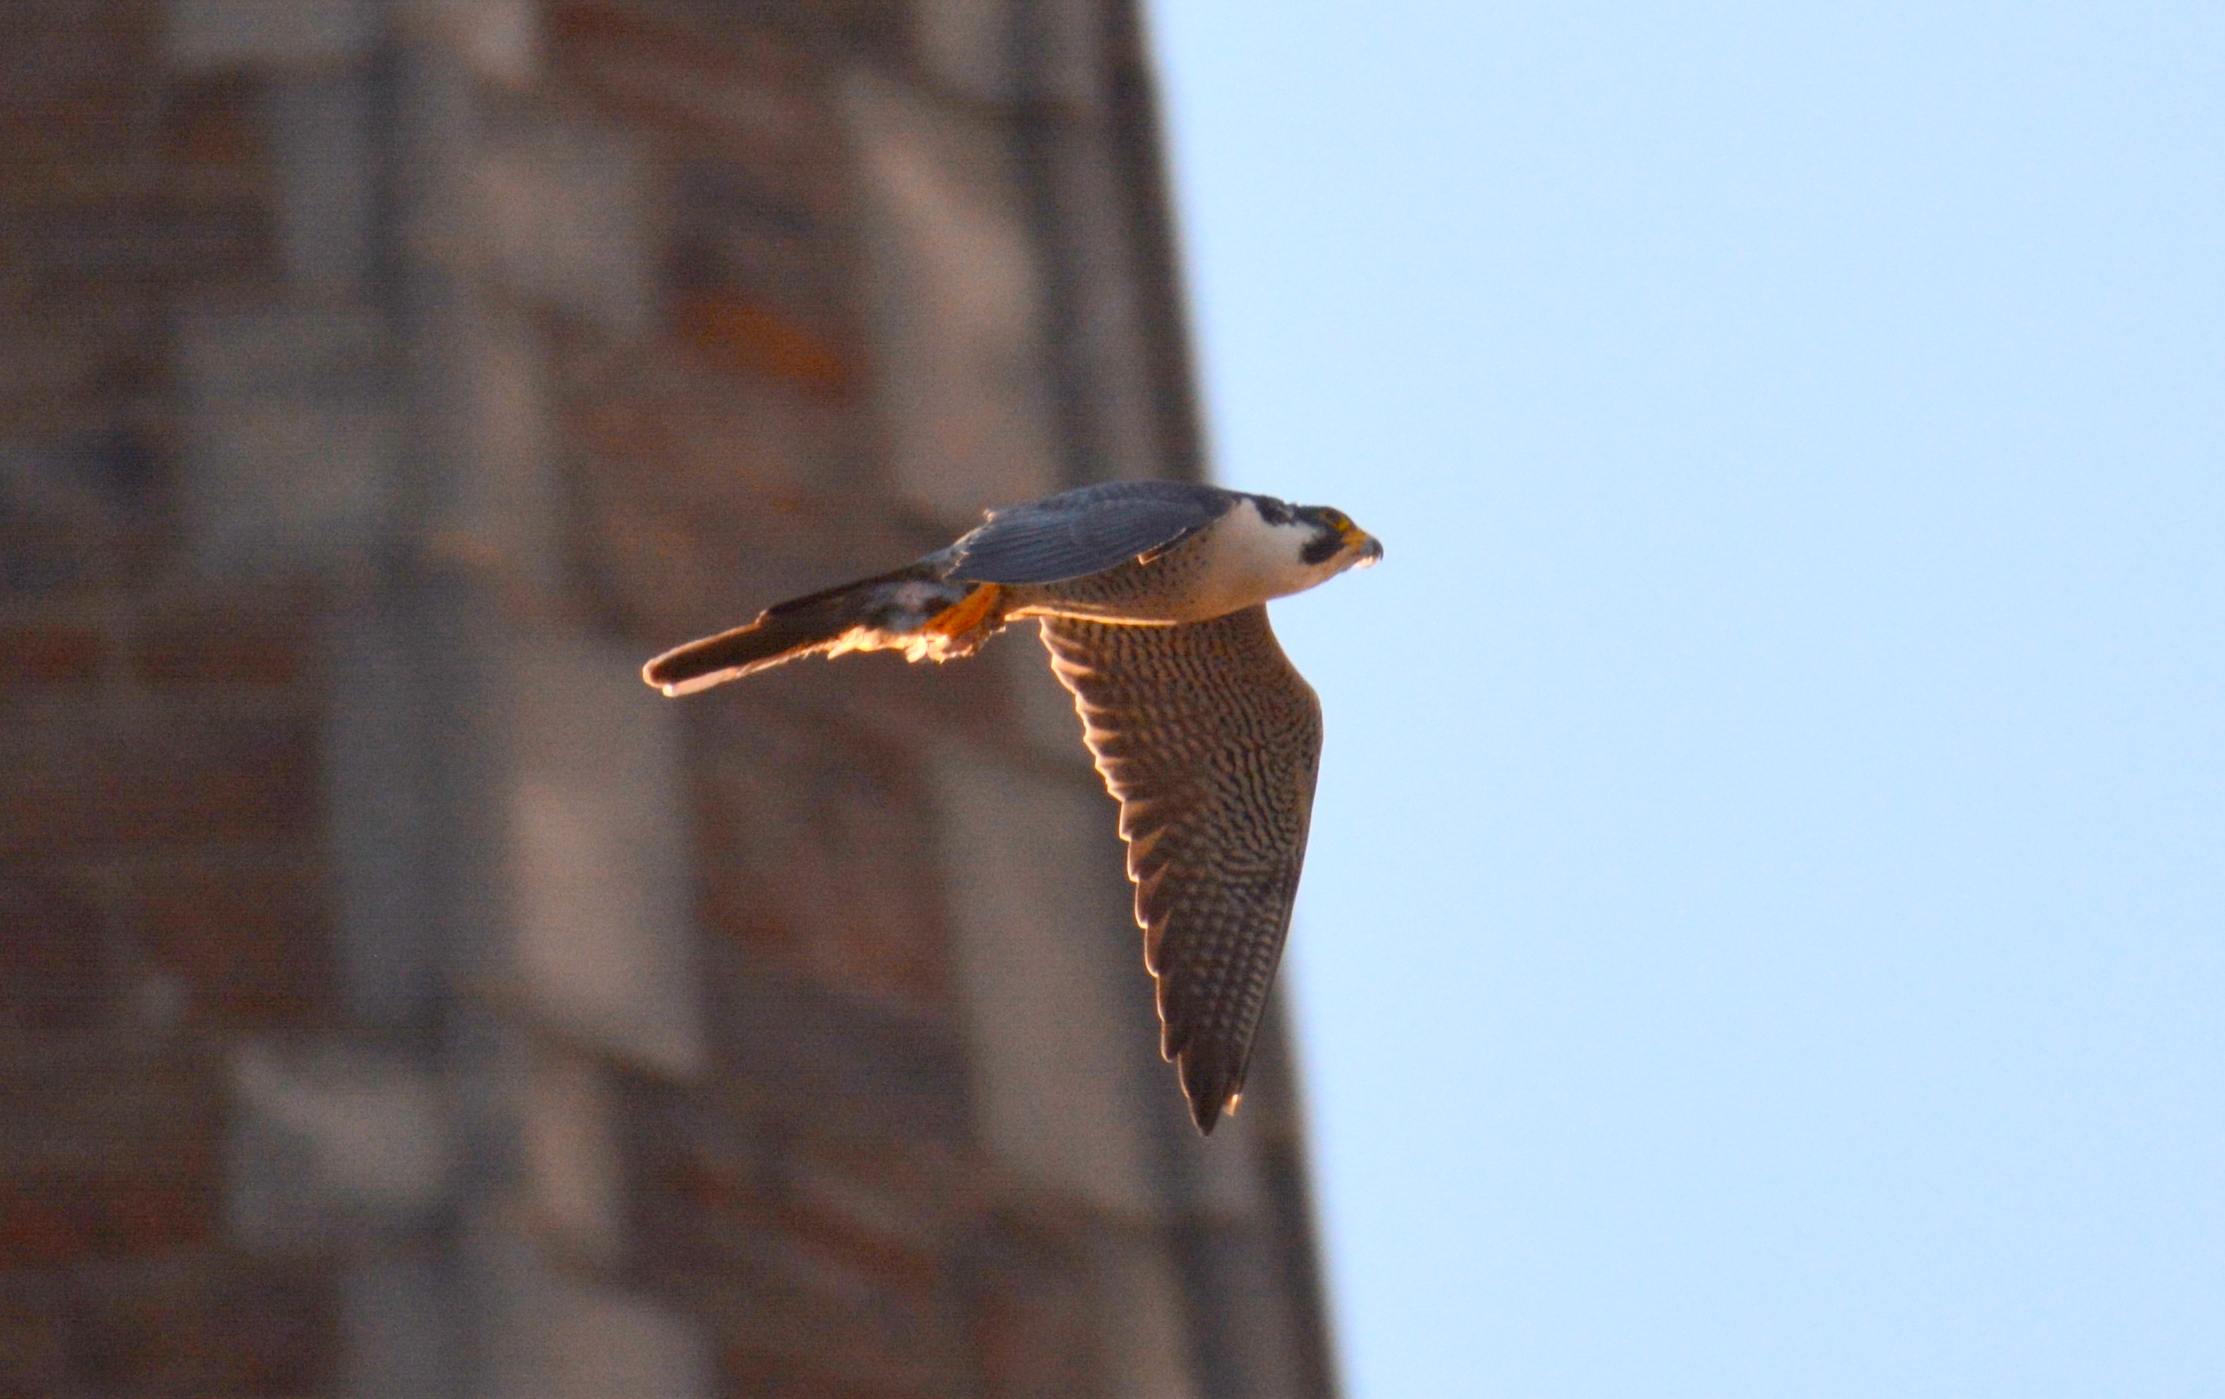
[1342,523,1384,568]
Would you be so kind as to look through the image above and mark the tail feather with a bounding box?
[642,566,1005,696]
[641,611,849,696]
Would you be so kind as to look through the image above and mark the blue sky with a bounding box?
[1145,4,2224,1395]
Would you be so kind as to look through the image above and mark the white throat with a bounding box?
[1190,497,1343,618]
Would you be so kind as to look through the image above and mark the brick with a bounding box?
[1168,1215,1311,1399]
[227,1041,450,1252]
[0,1174,91,1266]
[212,1265,339,1394]
[0,302,167,441]
[263,70,378,291]
[0,874,114,1036]
[783,1130,972,1267]
[180,394,395,578]
[0,1277,68,1395]
[488,1266,710,1399]
[60,1261,336,1396]
[0,624,105,684]
[124,862,329,1026]
[947,1203,1305,1399]
[929,750,1158,1212]
[175,300,384,389]
[0,522,90,596]
[916,0,1107,109]
[164,0,376,72]
[996,621,1094,762]
[0,431,163,593]
[737,1364,960,1399]
[0,1160,217,1264]
[965,1210,1101,1399]
[432,299,562,595]
[0,10,1330,1399]
[915,0,1012,103]
[0,1,149,107]
[524,1048,624,1261]
[670,290,852,396]
[560,349,894,640]
[0,1057,220,1176]
[843,69,1062,527]
[321,600,438,1029]
[584,354,854,507]
[15,189,274,284]
[160,71,267,172]
[547,5,846,218]
[662,1153,946,1313]
[510,631,705,1078]
[478,118,652,335]
[174,301,392,577]
[433,0,540,86]
[1034,128,1170,484]
[1017,0,1111,109]
[696,945,970,1144]
[0,705,319,858]
[668,159,851,329]
[341,1258,458,1399]
[649,1200,958,1389]
[137,609,305,684]
[694,705,951,1019]
[1087,1229,1202,1399]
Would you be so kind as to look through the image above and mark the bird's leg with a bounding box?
[918,582,1007,658]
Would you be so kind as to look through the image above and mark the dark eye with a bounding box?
[1300,530,1343,566]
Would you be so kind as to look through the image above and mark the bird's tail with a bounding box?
[642,564,1006,696]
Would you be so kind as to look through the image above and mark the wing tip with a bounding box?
[1178,1054,1246,1136]
[1186,1089,1242,1136]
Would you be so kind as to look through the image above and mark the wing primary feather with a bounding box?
[1038,606,1323,1134]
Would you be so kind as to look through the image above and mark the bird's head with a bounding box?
[1295,503,1385,573]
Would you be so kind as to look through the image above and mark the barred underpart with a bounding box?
[1039,605,1323,1132]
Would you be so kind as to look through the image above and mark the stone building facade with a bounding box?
[0,2,1336,1396]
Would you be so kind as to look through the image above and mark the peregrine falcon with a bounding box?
[643,480,1382,1133]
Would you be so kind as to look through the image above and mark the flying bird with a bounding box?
[643,479,1382,1132]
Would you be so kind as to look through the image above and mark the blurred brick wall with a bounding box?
[0,3,1335,1397]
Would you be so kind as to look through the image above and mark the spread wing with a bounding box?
[1039,606,1323,1132]
[948,480,1233,585]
